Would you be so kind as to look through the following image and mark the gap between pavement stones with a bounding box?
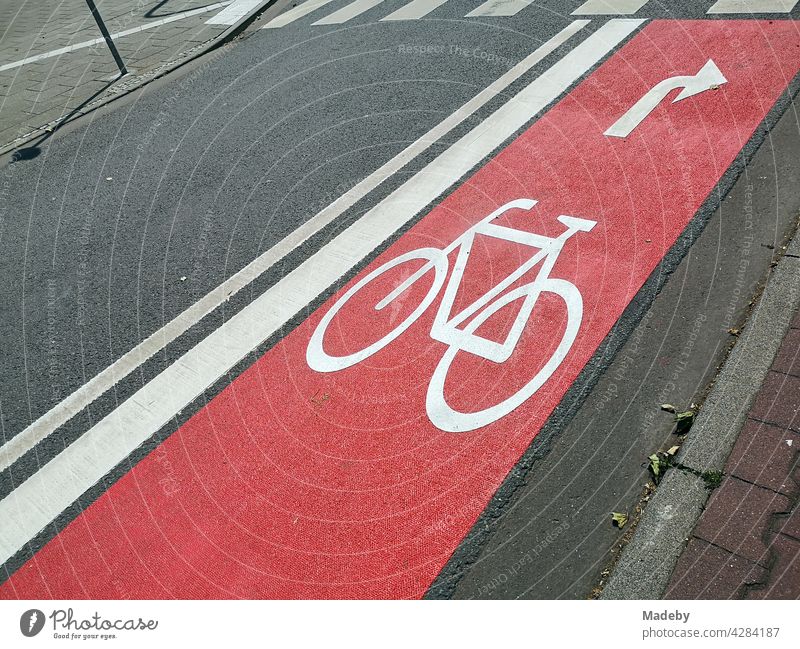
[601,221,800,600]
[0,0,285,157]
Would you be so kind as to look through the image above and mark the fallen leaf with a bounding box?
[661,404,676,413]
[667,445,680,456]
[611,512,628,529]
[649,453,662,478]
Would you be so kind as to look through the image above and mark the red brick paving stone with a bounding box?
[665,537,767,599]
[745,534,800,599]
[774,504,800,541]
[726,421,800,497]
[694,477,790,566]
[749,371,800,432]
[773,328,800,378]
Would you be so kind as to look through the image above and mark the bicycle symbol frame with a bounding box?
[306,199,596,432]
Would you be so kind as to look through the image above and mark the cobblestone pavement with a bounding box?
[0,0,236,150]
[666,306,800,599]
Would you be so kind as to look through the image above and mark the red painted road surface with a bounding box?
[3,20,800,599]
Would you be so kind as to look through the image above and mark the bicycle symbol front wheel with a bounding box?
[307,248,448,372]
[426,277,583,432]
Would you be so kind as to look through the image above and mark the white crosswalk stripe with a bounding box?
[571,0,650,14]
[382,0,450,21]
[466,0,533,17]
[314,0,386,24]
[707,0,798,12]
[263,0,338,28]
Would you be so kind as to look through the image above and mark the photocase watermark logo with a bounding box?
[16,608,159,641]
[20,609,45,637]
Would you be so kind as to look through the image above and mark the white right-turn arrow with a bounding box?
[604,59,727,138]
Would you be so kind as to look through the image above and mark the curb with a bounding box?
[600,226,800,600]
[1,0,286,159]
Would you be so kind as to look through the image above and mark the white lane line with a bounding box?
[466,0,533,17]
[381,0,450,21]
[0,2,232,73]
[707,0,798,12]
[206,0,264,25]
[262,0,337,27]
[571,0,649,14]
[0,19,644,567]
[0,19,590,474]
[313,0,385,24]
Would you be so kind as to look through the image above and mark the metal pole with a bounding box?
[84,0,128,76]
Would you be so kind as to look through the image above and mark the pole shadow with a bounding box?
[10,75,123,163]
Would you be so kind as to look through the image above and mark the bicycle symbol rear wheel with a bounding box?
[306,248,448,372]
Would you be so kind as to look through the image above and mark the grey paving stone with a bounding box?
[0,0,229,149]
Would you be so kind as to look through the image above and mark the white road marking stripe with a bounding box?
[0,19,643,567]
[0,2,232,73]
[466,0,533,18]
[262,0,337,27]
[707,0,798,12]
[0,19,590,474]
[206,0,264,24]
[313,0,385,24]
[572,0,649,14]
[381,0,450,21]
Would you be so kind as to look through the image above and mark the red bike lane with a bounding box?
[3,19,799,599]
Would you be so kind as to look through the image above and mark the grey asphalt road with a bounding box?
[1,0,799,597]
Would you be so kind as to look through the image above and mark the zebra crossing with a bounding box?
[207,0,800,26]
[246,0,800,28]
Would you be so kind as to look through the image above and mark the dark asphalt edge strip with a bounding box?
[0,18,646,588]
[423,70,800,600]
[0,0,286,163]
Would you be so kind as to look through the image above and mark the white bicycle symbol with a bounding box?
[306,199,596,433]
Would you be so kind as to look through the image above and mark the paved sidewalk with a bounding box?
[0,0,238,150]
[666,305,800,599]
